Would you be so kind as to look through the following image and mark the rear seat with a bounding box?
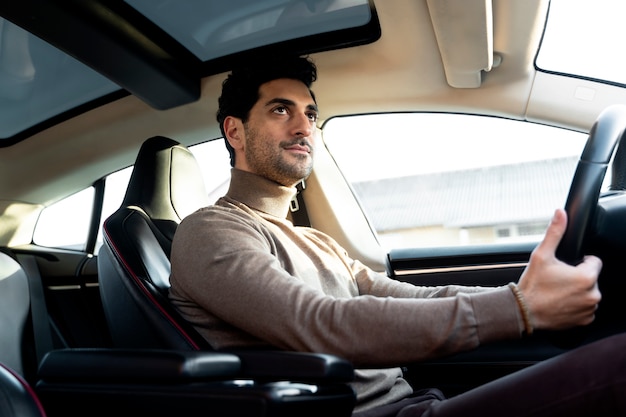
[0,250,48,416]
[0,250,34,378]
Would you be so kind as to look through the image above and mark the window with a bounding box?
[323,113,588,250]
[33,187,95,251]
[126,0,374,61]
[536,0,626,86]
[1,0,378,142]
[33,138,231,251]
[0,18,119,140]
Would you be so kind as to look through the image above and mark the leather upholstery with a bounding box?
[98,136,212,349]
[0,363,46,417]
[0,252,47,416]
[0,252,30,376]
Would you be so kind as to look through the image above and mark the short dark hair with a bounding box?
[216,55,318,166]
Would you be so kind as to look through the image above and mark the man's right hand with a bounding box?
[516,208,603,331]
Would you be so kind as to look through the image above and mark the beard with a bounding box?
[243,125,314,187]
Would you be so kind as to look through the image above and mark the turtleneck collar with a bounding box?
[225,168,297,218]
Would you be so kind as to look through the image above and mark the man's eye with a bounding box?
[308,113,319,122]
[274,106,287,114]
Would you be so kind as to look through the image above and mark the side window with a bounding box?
[190,138,232,203]
[33,187,95,251]
[323,113,588,250]
[95,166,134,252]
[32,167,134,252]
[33,138,232,252]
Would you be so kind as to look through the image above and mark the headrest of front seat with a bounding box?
[123,136,210,237]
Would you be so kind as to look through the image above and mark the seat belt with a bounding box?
[290,180,311,227]
[16,254,55,366]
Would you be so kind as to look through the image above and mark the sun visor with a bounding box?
[427,0,494,88]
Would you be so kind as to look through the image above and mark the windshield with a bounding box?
[536,0,626,86]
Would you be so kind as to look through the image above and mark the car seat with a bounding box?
[0,250,48,417]
[0,250,32,376]
[0,362,47,417]
[98,135,212,349]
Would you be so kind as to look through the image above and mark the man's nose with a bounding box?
[291,112,313,137]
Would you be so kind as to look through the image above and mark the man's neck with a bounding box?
[225,168,297,218]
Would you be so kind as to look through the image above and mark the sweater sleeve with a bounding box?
[170,207,525,368]
[309,227,500,298]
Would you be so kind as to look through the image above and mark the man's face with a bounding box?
[229,78,319,187]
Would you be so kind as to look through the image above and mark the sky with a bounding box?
[537,0,626,86]
[323,113,587,182]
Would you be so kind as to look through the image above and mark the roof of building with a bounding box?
[352,156,579,231]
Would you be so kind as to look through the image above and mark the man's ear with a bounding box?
[224,116,244,151]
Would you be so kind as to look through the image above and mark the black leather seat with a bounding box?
[0,251,32,376]
[98,135,212,350]
[0,362,46,417]
[0,251,47,417]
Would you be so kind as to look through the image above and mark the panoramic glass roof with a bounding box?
[126,0,372,61]
[0,19,118,140]
[0,0,373,142]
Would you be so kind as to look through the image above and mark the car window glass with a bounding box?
[322,113,588,250]
[33,187,95,251]
[95,166,134,253]
[34,139,232,252]
[190,139,232,204]
[126,0,373,62]
[537,0,626,86]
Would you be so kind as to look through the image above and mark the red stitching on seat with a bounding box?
[0,362,47,417]
[102,225,201,351]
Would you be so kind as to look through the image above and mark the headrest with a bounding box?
[123,136,210,223]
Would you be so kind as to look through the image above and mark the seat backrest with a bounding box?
[0,251,47,416]
[98,136,212,350]
[0,251,32,377]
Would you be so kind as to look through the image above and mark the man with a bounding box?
[169,55,626,416]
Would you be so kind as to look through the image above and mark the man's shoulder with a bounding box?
[181,198,261,228]
[173,199,271,250]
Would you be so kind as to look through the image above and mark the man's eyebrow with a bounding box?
[265,98,318,113]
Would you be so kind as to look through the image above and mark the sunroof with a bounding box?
[125,0,373,61]
[536,0,626,86]
[0,19,119,140]
[0,0,375,143]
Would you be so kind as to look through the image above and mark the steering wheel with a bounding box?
[556,104,626,265]
[550,105,626,348]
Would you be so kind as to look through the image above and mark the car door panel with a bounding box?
[14,246,111,350]
[385,242,622,396]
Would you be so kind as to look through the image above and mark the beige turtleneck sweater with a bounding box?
[169,168,525,412]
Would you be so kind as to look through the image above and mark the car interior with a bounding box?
[2,0,626,416]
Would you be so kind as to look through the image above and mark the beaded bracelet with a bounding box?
[508,283,534,336]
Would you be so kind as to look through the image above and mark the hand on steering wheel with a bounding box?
[551,104,626,348]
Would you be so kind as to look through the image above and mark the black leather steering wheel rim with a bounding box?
[549,105,626,349]
[555,105,626,265]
